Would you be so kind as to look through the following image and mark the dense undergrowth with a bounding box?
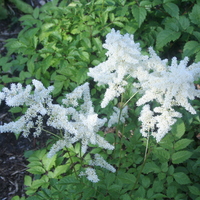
[0,0,200,199]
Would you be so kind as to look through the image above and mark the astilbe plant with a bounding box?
[1,29,200,198]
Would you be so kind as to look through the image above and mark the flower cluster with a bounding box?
[0,80,114,157]
[88,29,200,142]
[79,154,116,182]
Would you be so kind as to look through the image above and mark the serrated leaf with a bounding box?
[188,186,200,195]
[174,139,193,151]
[183,41,200,57]
[153,147,170,162]
[51,164,70,178]
[117,173,136,184]
[178,16,190,31]
[132,5,147,27]
[156,29,181,49]
[163,2,179,18]
[143,162,161,173]
[142,176,151,188]
[189,4,200,26]
[42,154,56,171]
[113,21,124,27]
[173,172,191,185]
[27,166,46,174]
[172,150,192,164]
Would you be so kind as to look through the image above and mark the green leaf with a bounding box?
[163,2,179,18]
[189,4,200,26]
[92,37,103,52]
[113,21,124,27]
[171,119,185,139]
[9,0,33,14]
[173,172,191,185]
[174,139,193,151]
[143,162,161,173]
[188,186,200,196]
[27,166,46,174]
[51,164,70,178]
[167,185,177,198]
[142,176,151,188]
[178,16,190,31]
[42,154,56,171]
[156,29,181,49]
[172,150,192,164]
[153,147,170,162]
[132,5,147,27]
[183,41,200,57]
[9,107,22,113]
[33,7,39,19]
[117,172,136,184]
[24,175,32,187]
[75,67,88,85]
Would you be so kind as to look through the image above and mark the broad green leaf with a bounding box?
[42,154,56,171]
[82,187,95,199]
[174,139,193,151]
[195,51,200,62]
[171,119,185,139]
[132,5,147,27]
[142,176,151,188]
[193,31,200,42]
[113,21,124,27]
[163,2,179,18]
[27,166,46,174]
[188,186,200,196]
[9,0,33,14]
[178,16,190,31]
[51,164,70,178]
[171,150,192,164]
[9,107,22,113]
[142,162,161,173]
[183,41,200,57]
[31,177,49,190]
[33,7,39,19]
[189,4,200,26]
[167,185,177,198]
[173,172,191,185]
[156,29,181,49]
[117,173,136,184]
[153,147,170,162]
[24,175,32,187]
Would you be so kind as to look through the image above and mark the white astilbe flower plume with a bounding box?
[89,154,116,173]
[137,49,200,114]
[0,80,53,137]
[88,28,148,108]
[46,82,114,156]
[79,168,99,183]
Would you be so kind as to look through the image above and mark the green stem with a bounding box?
[122,91,138,108]
[67,150,79,180]
[130,135,151,196]
[41,128,61,139]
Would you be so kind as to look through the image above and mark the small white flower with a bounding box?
[79,168,99,183]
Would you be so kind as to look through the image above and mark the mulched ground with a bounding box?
[0,1,51,199]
